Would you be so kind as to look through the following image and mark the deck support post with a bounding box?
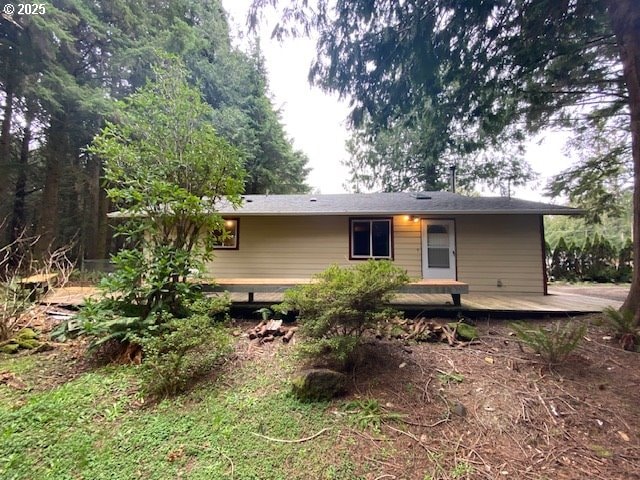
[451,294,461,306]
[248,292,254,303]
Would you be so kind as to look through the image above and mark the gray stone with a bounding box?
[291,368,347,402]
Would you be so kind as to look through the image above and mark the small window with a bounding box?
[350,218,392,259]
[213,219,239,249]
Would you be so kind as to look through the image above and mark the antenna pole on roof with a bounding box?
[449,165,456,193]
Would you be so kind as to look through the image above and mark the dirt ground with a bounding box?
[333,315,640,480]
[238,313,640,480]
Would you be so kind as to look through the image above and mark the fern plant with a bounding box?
[342,398,405,432]
[511,320,586,364]
[602,306,639,351]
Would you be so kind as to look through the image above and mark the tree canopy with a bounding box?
[0,0,310,260]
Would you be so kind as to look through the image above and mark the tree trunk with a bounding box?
[607,0,640,318]
[83,154,101,259]
[96,182,110,259]
[9,115,31,243]
[0,87,14,214]
[35,118,66,256]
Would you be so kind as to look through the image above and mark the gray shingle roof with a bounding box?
[216,192,581,216]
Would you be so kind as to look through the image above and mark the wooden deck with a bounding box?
[222,290,621,314]
[41,285,623,314]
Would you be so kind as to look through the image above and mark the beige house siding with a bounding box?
[206,214,544,295]
[455,215,543,294]
[207,215,422,279]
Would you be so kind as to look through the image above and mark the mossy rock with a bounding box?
[16,328,38,340]
[291,368,347,402]
[448,322,478,341]
[17,339,40,350]
[1,343,20,354]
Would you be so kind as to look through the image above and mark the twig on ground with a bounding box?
[383,423,437,455]
[250,427,330,443]
[400,410,451,428]
[537,393,558,425]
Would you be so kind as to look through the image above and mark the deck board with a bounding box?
[223,291,620,313]
[42,286,622,314]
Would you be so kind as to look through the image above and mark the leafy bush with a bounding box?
[82,60,244,352]
[276,260,409,368]
[602,306,639,351]
[136,313,232,398]
[511,320,586,364]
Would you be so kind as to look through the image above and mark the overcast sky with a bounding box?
[222,1,575,202]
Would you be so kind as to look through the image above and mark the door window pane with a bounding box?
[427,224,449,268]
[428,247,450,268]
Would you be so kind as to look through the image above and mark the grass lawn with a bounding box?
[1,316,640,479]
[0,341,358,480]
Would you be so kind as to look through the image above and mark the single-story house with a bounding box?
[209,191,579,296]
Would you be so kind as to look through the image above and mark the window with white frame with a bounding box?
[350,218,393,259]
[213,218,239,249]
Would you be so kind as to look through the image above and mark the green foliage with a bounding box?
[547,232,632,283]
[295,336,361,368]
[602,307,639,351]
[436,371,464,385]
[277,261,409,367]
[545,195,632,252]
[1,0,310,263]
[345,113,535,195]
[546,118,632,222]
[89,59,244,328]
[136,315,232,398]
[511,320,586,364]
[342,398,405,432]
[252,0,625,201]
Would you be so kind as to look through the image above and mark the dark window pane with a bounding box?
[352,221,370,256]
[427,225,447,234]
[372,220,390,257]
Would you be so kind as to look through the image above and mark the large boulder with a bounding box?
[291,368,347,402]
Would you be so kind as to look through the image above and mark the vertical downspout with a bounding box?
[540,215,548,295]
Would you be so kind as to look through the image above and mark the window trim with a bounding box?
[349,217,394,260]
[213,218,240,250]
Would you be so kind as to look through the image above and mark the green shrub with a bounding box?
[511,320,586,364]
[602,306,639,351]
[136,313,232,398]
[276,260,409,368]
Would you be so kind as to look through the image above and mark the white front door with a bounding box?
[422,219,456,279]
